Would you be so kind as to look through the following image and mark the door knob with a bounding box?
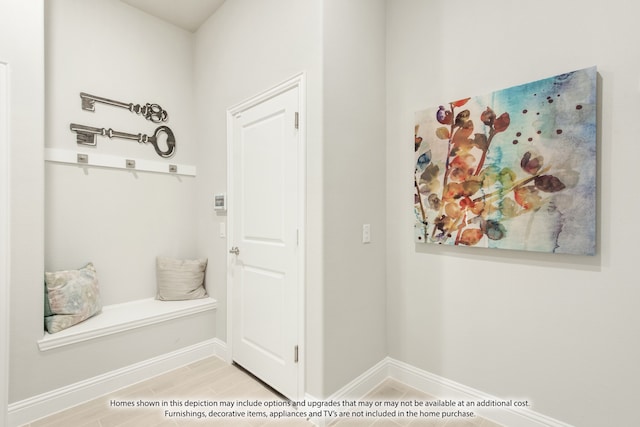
[229,246,240,255]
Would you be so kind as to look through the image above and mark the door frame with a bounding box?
[226,73,306,399]
[1,61,10,427]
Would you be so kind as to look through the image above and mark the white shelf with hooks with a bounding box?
[44,148,197,176]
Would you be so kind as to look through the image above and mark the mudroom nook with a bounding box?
[2,1,639,427]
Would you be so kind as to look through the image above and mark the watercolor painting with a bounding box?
[414,66,597,255]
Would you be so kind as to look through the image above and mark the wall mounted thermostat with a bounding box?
[214,193,226,211]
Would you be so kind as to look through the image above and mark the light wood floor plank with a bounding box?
[22,357,503,427]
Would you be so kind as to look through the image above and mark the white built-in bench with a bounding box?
[37,297,217,351]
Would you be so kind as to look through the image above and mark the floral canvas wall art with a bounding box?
[414,66,597,255]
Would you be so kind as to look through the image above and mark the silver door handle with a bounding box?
[229,246,240,255]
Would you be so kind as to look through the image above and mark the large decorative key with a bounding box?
[80,92,169,123]
[70,123,176,158]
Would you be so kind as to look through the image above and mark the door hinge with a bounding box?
[294,345,299,363]
[294,112,299,130]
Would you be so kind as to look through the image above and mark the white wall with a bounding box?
[9,0,216,403]
[45,0,199,304]
[3,0,46,407]
[386,1,640,426]
[321,0,387,396]
[193,0,325,398]
[0,1,45,423]
[0,53,8,426]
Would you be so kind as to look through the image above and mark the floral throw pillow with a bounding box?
[44,262,102,333]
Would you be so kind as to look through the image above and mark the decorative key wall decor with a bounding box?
[69,123,176,158]
[414,66,597,255]
[70,92,176,158]
[80,92,169,123]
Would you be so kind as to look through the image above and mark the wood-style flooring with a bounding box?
[22,356,504,427]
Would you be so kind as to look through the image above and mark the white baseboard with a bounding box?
[326,358,389,403]
[7,339,218,427]
[306,358,390,427]
[386,358,574,427]
[310,357,573,427]
[8,348,573,427]
[212,337,228,360]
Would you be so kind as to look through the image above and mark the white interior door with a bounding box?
[228,79,303,400]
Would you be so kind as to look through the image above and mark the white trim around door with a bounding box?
[226,72,306,400]
[1,60,11,427]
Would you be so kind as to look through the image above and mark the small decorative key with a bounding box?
[70,123,176,158]
[80,92,169,123]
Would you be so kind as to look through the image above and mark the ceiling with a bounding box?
[120,0,226,32]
